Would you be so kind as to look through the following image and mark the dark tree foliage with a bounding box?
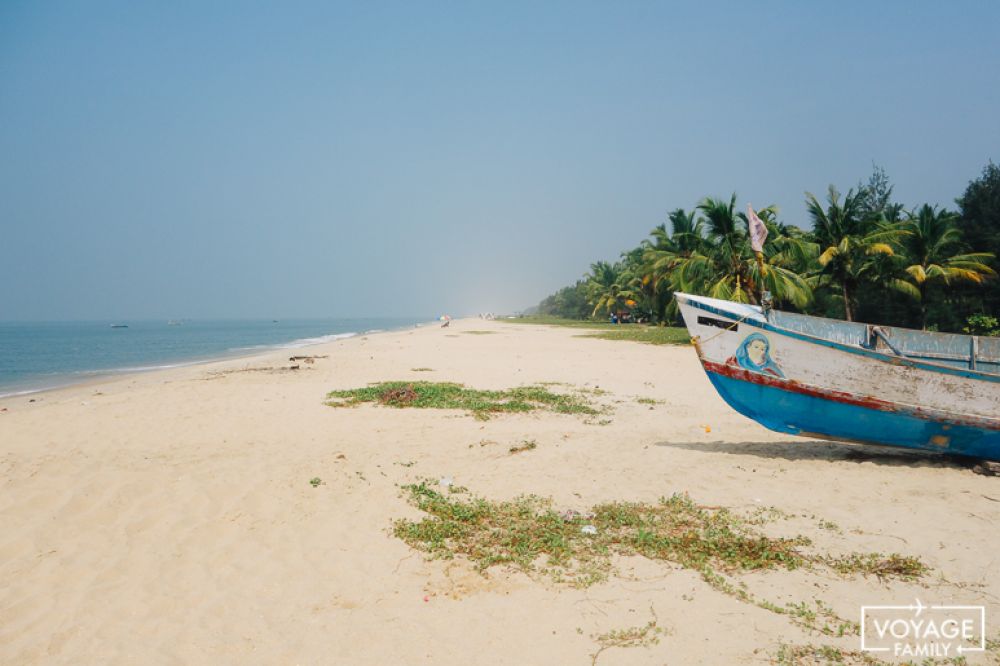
[536,162,998,332]
[857,163,894,220]
[537,280,592,319]
[956,162,1000,316]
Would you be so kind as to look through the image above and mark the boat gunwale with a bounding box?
[679,294,1000,385]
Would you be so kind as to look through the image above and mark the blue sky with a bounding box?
[2,1,998,319]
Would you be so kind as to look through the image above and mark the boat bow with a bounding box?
[675,293,1000,460]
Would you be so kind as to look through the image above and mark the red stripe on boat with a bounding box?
[701,359,1000,431]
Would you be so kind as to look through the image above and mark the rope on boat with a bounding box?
[697,313,754,345]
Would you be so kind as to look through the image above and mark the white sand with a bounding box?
[2,319,998,664]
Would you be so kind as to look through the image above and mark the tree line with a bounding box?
[537,163,1000,335]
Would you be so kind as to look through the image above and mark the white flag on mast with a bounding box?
[747,204,768,253]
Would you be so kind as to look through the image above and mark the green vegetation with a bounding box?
[756,599,858,638]
[535,163,999,333]
[774,642,971,665]
[824,552,926,580]
[665,197,812,309]
[578,326,690,345]
[965,313,1000,336]
[309,477,322,487]
[499,315,689,345]
[394,483,925,589]
[462,330,496,335]
[894,204,994,329]
[393,483,810,587]
[508,439,537,454]
[774,644,887,665]
[395,483,934,647]
[501,315,625,329]
[410,367,434,372]
[807,184,907,322]
[590,614,665,665]
[956,162,1000,321]
[696,567,861,638]
[326,381,598,420]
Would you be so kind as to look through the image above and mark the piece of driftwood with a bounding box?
[289,355,328,362]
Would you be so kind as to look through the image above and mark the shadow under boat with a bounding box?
[654,438,987,471]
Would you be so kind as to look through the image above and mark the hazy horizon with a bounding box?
[2,1,998,320]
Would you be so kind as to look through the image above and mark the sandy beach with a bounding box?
[2,319,998,665]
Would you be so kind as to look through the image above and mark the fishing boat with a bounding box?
[676,293,1000,461]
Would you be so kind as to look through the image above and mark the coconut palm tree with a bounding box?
[637,210,708,320]
[892,204,995,328]
[641,210,704,277]
[665,208,705,254]
[806,186,907,321]
[585,261,636,318]
[666,195,812,308]
[585,260,617,303]
[618,245,656,320]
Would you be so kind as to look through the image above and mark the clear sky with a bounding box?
[2,1,998,320]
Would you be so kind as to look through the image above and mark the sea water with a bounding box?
[0,317,429,397]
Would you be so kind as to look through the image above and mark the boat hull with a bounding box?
[704,360,1000,459]
[676,293,1000,461]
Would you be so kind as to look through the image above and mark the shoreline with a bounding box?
[0,319,433,402]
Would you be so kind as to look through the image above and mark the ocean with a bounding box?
[0,317,430,397]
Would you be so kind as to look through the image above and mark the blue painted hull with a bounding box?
[706,370,1000,460]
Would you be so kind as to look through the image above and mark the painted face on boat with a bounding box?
[747,339,767,366]
[731,332,785,378]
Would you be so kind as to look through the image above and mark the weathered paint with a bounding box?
[686,296,1000,383]
[676,293,1000,461]
[702,360,1000,432]
[704,366,1000,459]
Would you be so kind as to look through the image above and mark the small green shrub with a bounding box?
[964,313,1000,336]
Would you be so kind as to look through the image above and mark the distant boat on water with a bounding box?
[676,293,1000,461]
[110,324,128,329]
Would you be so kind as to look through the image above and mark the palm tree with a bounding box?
[585,261,636,318]
[806,186,906,321]
[585,260,617,303]
[666,195,812,308]
[637,210,708,321]
[593,282,638,319]
[665,208,705,254]
[618,245,656,320]
[892,204,995,328]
